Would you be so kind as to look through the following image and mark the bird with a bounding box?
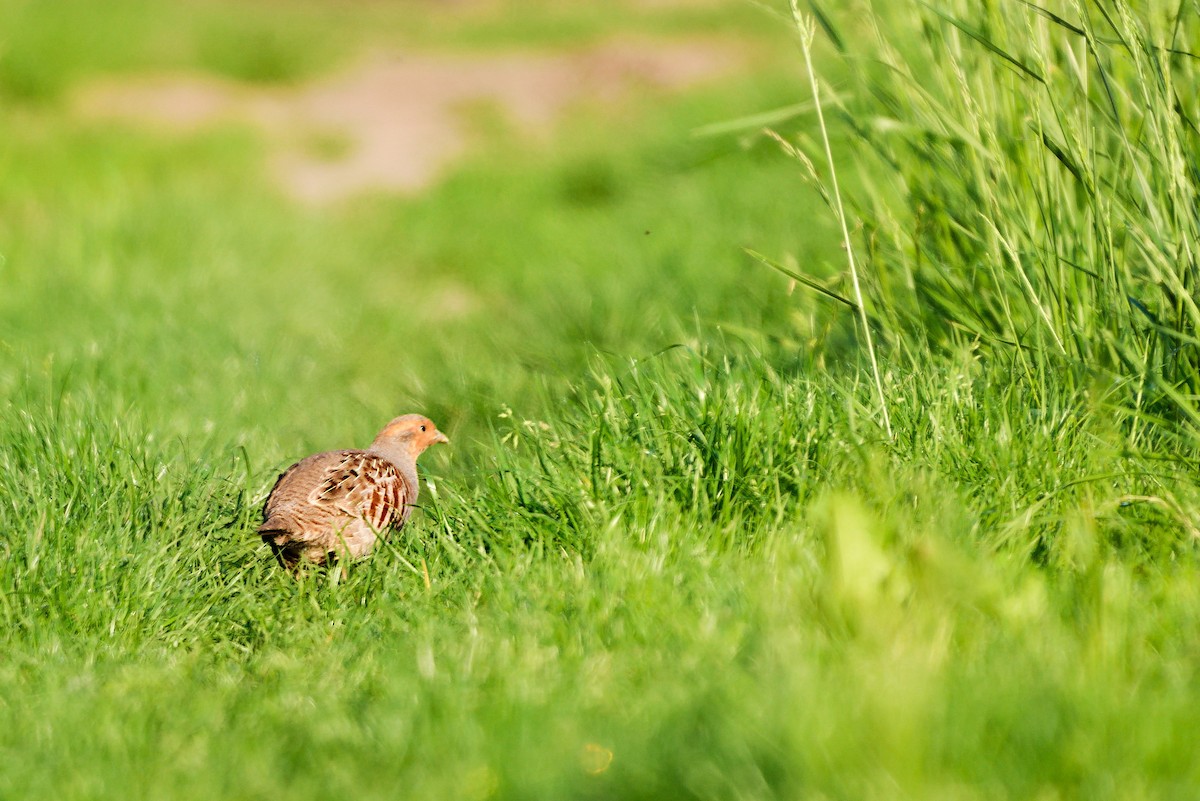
[258,414,449,569]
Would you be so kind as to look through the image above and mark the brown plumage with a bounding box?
[259,414,449,568]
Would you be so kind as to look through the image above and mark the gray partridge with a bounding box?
[259,414,449,568]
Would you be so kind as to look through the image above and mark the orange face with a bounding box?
[379,414,450,457]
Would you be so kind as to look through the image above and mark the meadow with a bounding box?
[1,1,1199,798]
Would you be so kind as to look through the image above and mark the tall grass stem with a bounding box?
[791,2,893,439]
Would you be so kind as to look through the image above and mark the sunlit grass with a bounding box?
[0,0,782,100]
[779,0,1200,443]
[1,1,1199,799]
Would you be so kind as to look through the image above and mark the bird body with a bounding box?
[259,414,448,568]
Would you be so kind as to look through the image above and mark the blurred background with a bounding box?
[0,0,822,462]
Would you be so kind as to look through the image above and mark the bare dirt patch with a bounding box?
[76,38,744,203]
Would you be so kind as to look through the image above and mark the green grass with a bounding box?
[782,0,1200,440]
[0,0,783,99]
[2,1,1200,798]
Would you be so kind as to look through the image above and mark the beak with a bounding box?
[434,431,450,445]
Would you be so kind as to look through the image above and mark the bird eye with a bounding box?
[420,425,427,432]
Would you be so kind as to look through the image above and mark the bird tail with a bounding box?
[258,523,300,570]
[258,515,293,540]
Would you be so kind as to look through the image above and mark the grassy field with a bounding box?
[2,1,1200,798]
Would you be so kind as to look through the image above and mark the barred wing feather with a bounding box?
[309,451,409,533]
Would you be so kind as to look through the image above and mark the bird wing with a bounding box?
[308,450,410,533]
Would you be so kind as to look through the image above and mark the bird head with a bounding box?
[370,414,450,463]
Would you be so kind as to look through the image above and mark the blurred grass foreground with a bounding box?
[2,1,1200,799]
